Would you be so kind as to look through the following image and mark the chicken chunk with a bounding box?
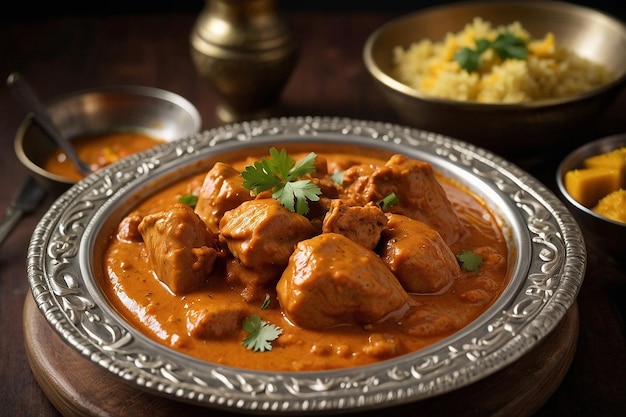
[311,154,330,178]
[305,176,342,222]
[116,211,144,243]
[219,198,317,268]
[342,154,464,245]
[277,233,413,330]
[138,203,220,295]
[379,213,461,294]
[322,200,387,250]
[225,257,283,303]
[361,333,407,359]
[295,156,342,222]
[194,162,252,233]
[186,303,250,339]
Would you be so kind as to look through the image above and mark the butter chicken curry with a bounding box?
[102,145,509,371]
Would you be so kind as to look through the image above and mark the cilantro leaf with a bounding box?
[330,170,344,185]
[453,32,527,73]
[377,192,399,212]
[475,38,492,54]
[241,159,282,192]
[288,151,317,180]
[178,194,198,208]
[260,294,271,310]
[454,47,482,73]
[267,147,294,179]
[491,33,528,60]
[456,250,483,273]
[242,314,282,352]
[241,148,322,215]
[275,180,321,214]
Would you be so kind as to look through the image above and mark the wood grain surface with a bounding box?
[23,295,579,417]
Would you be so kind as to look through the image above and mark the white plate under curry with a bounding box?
[27,116,585,414]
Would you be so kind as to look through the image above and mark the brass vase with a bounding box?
[190,0,299,123]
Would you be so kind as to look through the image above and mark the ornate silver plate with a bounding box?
[27,116,585,414]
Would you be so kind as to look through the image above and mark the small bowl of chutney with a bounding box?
[14,85,202,195]
[556,133,626,263]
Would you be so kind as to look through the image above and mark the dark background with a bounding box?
[2,0,626,21]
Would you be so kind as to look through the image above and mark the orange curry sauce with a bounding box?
[101,148,509,371]
[44,131,164,181]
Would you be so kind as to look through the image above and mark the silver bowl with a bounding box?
[14,85,202,195]
[363,1,626,156]
[556,133,626,262]
[27,117,585,414]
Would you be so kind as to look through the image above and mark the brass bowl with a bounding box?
[189,0,298,123]
[556,133,626,263]
[14,85,202,195]
[363,1,626,156]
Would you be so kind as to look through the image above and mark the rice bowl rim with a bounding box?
[363,0,626,109]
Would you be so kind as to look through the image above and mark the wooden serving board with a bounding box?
[23,295,579,417]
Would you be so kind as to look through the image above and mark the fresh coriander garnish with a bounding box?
[456,249,483,273]
[454,39,491,72]
[453,32,528,72]
[178,193,198,208]
[330,170,344,185]
[241,147,322,215]
[242,314,282,352]
[491,32,528,60]
[377,192,398,212]
[260,294,271,310]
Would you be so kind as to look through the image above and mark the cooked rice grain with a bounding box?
[392,17,614,103]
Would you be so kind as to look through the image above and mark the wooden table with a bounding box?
[1,8,625,417]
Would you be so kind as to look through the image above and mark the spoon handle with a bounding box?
[7,72,92,176]
[0,176,46,247]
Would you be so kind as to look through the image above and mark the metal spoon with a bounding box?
[7,72,92,176]
[0,176,46,248]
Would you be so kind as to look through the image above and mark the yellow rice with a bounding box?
[392,17,614,103]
